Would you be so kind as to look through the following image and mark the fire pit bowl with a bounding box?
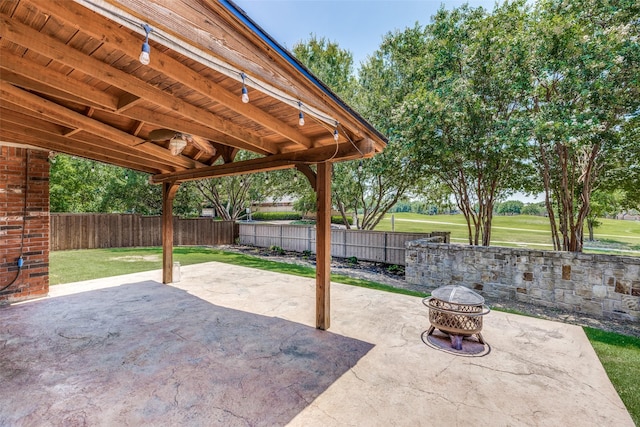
[423,285,490,350]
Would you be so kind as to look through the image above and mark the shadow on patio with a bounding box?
[0,280,373,426]
[0,262,634,426]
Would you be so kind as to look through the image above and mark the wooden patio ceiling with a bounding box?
[0,0,386,182]
[0,0,387,331]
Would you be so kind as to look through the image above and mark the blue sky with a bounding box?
[234,0,498,67]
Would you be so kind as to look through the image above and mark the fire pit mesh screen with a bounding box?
[427,298,484,335]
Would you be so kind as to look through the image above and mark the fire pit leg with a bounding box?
[427,325,435,336]
[477,333,485,345]
[450,334,463,350]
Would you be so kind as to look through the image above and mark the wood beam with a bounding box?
[315,162,332,330]
[0,16,274,155]
[162,182,180,284]
[0,82,201,169]
[0,108,171,172]
[151,139,374,183]
[45,0,313,148]
[0,124,160,174]
[295,164,317,191]
[0,51,119,109]
[122,106,272,155]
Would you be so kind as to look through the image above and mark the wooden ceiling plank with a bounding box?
[116,92,142,112]
[152,139,374,183]
[0,15,274,155]
[0,124,162,174]
[0,61,116,109]
[0,81,203,169]
[122,106,272,155]
[46,0,313,148]
[0,110,175,172]
[125,0,377,147]
[0,44,118,109]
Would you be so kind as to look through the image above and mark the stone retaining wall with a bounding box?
[405,240,640,322]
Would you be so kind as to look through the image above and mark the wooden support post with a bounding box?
[315,162,331,330]
[162,182,179,284]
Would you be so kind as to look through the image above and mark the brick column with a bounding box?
[0,146,50,303]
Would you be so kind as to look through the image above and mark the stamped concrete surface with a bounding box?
[0,262,633,426]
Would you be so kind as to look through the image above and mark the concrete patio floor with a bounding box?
[0,262,633,426]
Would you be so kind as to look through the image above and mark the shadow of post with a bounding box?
[0,281,374,426]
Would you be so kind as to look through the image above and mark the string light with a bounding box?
[80,1,342,128]
[241,73,249,103]
[264,175,269,184]
[298,102,305,126]
[333,122,339,142]
[293,174,298,183]
[139,24,151,65]
[358,160,363,173]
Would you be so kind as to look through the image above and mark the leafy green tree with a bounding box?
[521,203,545,216]
[586,190,623,241]
[396,2,533,245]
[528,0,640,251]
[497,200,525,215]
[292,35,424,229]
[50,154,202,216]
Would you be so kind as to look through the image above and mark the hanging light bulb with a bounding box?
[240,73,249,103]
[139,24,152,65]
[264,175,269,184]
[293,174,298,183]
[358,161,363,173]
[333,128,339,142]
[298,102,305,126]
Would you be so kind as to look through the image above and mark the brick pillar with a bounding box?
[0,146,50,303]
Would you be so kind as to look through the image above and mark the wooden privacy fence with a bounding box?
[50,213,237,250]
[238,223,450,266]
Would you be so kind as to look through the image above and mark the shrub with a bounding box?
[347,256,358,265]
[251,211,302,221]
[269,245,285,255]
[331,215,353,225]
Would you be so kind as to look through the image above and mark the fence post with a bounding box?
[343,229,347,258]
[280,224,284,249]
[384,232,388,264]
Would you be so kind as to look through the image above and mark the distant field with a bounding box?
[375,213,640,255]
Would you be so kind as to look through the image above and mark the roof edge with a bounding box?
[219,0,388,146]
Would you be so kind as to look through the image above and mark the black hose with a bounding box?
[0,150,28,293]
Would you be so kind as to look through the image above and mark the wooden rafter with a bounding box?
[0,16,274,155]
[0,82,202,169]
[151,139,374,183]
[44,0,315,149]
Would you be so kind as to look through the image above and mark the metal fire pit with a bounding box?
[423,285,490,350]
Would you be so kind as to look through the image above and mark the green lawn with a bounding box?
[49,246,425,297]
[376,213,640,255]
[584,327,640,426]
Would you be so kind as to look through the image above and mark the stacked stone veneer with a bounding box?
[406,240,640,322]
[0,147,50,303]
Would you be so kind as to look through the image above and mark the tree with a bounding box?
[586,190,623,241]
[292,35,425,230]
[50,154,202,216]
[395,2,533,245]
[528,0,640,251]
[497,200,525,215]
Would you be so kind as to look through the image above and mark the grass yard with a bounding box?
[49,246,639,423]
[375,213,640,255]
[49,246,425,297]
[584,328,640,426]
